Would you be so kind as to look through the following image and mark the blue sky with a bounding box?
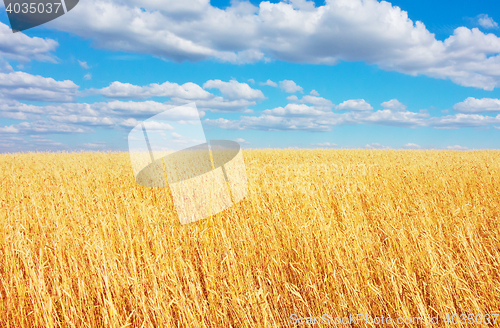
[1,0,500,152]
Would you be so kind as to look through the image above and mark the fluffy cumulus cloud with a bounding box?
[260,79,278,87]
[453,97,500,113]
[211,106,500,132]
[37,0,500,90]
[477,14,498,29]
[263,103,330,116]
[95,79,265,112]
[235,138,249,144]
[0,121,91,134]
[287,94,333,108]
[0,22,59,82]
[2,70,500,146]
[204,115,333,132]
[99,81,213,99]
[279,80,303,93]
[336,99,373,111]
[381,99,407,111]
[204,108,425,132]
[357,108,429,128]
[0,72,79,102]
[205,92,500,132]
[203,79,265,100]
[0,22,58,64]
[0,75,270,145]
[90,100,203,119]
[428,113,500,129]
[404,143,421,149]
[171,96,257,113]
[0,98,202,126]
[50,115,114,126]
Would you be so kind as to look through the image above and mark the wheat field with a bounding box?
[0,150,499,327]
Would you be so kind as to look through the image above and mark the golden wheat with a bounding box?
[0,150,499,327]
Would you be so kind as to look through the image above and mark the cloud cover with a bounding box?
[39,0,500,90]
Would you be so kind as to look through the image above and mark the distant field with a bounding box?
[0,150,499,327]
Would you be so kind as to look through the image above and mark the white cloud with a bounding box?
[96,79,260,113]
[0,71,79,102]
[0,125,20,133]
[0,22,58,63]
[279,80,303,93]
[120,118,141,127]
[477,14,498,29]
[247,79,255,84]
[102,100,203,119]
[310,90,319,96]
[84,73,92,80]
[446,145,468,150]
[365,143,390,149]
[429,113,500,129]
[78,60,90,69]
[263,103,329,116]
[0,121,91,134]
[50,115,114,126]
[47,0,264,64]
[0,111,39,120]
[235,138,249,144]
[171,96,256,112]
[404,143,421,149]
[0,99,47,114]
[0,98,203,122]
[337,99,373,111]
[359,109,429,127]
[495,126,500,130]
[203,79,265,100]
[0,58,13,73]
[99,81,213,99]
[453,97,500,113]
[143,121,175,130]
[260,79,278,87]
[42,0,500,90]
[381,99,407,111]
[5,93,497,136]
[204,115,332,132]
[205,105,433,131]
[288,94,333,108]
